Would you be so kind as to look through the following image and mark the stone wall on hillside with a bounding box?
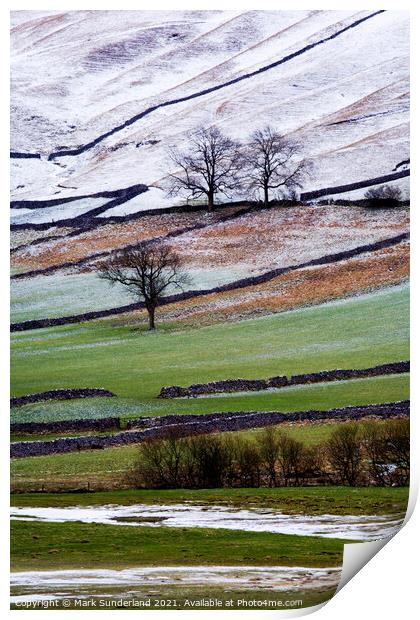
[11,417,120,435]
[11,388,116,408]
[158,361,409,398]
[10,400,409,458]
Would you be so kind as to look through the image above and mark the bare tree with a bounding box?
[326,423,363,486]
[278,433,305,486]
[244,126,308,207]
[167,126,243,211]
[98,243,190,331]
[257,427,280,487]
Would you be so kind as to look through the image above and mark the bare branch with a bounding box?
[97,243,191,330]
[166,126,244,210]
[242,126,311,207]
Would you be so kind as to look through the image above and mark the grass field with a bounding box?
[11,272,133,322]
[11,284,408,410]
[11,487,409,515]
[10,265,250,323]
[11,520,347,571]
[10,374,409,424]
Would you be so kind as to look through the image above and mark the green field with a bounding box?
[10,264,248,323]
[11,487,410,516]
[10,374,409,424]
[11,284,409,423]
[11,520,347,571]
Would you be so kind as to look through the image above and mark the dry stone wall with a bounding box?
[11,388,116,408]
[158,361,409,398]
[10,400,410,458]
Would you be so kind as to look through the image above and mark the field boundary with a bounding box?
[10,231,409,332]
[10,400,409,458]
[11,388,116,408]
[158,361,410,398]
[301,169,410,200]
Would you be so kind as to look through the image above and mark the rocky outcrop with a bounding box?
[158,361,409,398]
[10,400,409,458]
[11,388,115,408]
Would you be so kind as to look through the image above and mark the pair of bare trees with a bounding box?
[99,125,308,331]
[167,125,308,210]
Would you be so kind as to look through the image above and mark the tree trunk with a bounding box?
[147,306,156,330]
[263,184,269,208]
[207,190,214,212]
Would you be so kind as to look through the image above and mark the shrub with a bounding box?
[231,436,262,487]
[361,419,410,486]
[130,427,190,488]
[300,443,329,485]
[326,423,363,486]
[128,419,409,490]
[364,185,402,207]
[278,433,306,486]
[256,427,280,487]
[384,419,410,486]
[185,434,233,488]
[361,421,390,486]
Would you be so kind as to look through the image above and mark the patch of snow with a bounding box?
[10,565,341,602]
[10,504,404,541]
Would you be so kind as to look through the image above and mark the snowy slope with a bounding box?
[10,10,409,216]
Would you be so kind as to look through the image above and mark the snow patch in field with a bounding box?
[10,565,341,602]
[10,504,404,541]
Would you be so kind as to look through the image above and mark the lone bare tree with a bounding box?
[244,126,308,207]
[98,244,190,331]
[167,126,243,211]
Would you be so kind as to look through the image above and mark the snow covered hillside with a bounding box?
[10,10,409,219]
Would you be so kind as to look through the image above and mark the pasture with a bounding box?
[11,284,409,407]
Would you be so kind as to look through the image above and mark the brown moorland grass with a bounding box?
[10,208,242,271]
[11,205,409,274]
[111,241,409,327]
[165,205,409,270]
